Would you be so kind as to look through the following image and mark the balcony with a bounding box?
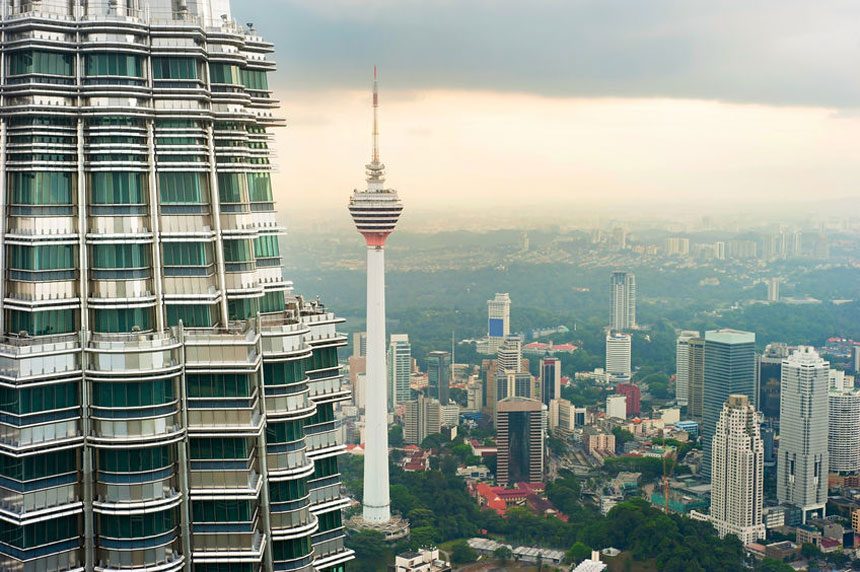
[264,392,313,419]
[183,325,259,367]
[163,274,218,298]
[191,528,265,559]
[0,334,80,381]
[189,467,260,493]
[90,410,182,444]
[86,332,181,374]
[186,402,263,434]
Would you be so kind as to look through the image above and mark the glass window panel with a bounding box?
[92,308,154,334]
[166,305,213,328]
[91,244,150,269]
[8,50,74,76]
[159,172,207,204]
[90,172,146,205]
[152,57,198,80]
[8,245,75,271]
[7,309,75,336]
[9,172,74,205]
[84,53,144,77]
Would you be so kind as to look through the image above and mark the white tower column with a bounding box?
[362,245,391,522]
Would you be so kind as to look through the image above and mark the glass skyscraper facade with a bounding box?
[0,2,352,572]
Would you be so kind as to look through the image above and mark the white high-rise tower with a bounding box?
[348,68,404,525]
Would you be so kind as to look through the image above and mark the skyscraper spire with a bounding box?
[366,65,385,184]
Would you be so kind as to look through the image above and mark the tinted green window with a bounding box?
[266,420,304,444]
[93,379,174,407]
[9,245,75,271]
[152,57,198,80]
[92,308,154,333]
[0,383,77,415]
[99,445,171,472]
[166,305,213,328]
[317,510,342,532]
[209,63,240,84]
[272,537,312,562]
[159,172,207,204]
[0,515,78,548]
[308,347,338,371]
[192,500,251,522]
[259,292,285,313]
[91,244,150,269]
[312,457,339,480]
[85,53,144,77]
[8,50,73,76]
[163,242,210,266]
[269,478,307,503]
[194,565,253,572]
[186,374,251,398]
[217,173,243,203]
[263,360,306,386]
[98,509,175,538]
[91,172,146,204]
[306,402,335,425]
[240,69,269,91]
[7,309,75,336]
[87,116,144,128]
[253,236,279,259]
[227,298,258,321]
[223,240,253,262]
[157,119,198,129]
[246,173,272,202]
[0,449,77,481]
[190,437,249,460]
[10,172,73,205]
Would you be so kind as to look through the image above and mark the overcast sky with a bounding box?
[233,1,860,224]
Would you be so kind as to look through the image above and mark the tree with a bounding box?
[450,540,478,564]
[389,425,404,447]
[410,526,440,548]
[565,541,591,564]
[756,559,795,572]
[801,542,821,560]
[494,546,513,562]
[345,530,389,572]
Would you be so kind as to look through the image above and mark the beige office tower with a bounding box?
[0,2,353,571]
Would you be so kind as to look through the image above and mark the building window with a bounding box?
[98,445,172,473]
[152,57,198,80]
[240,69,269,91]
[266,420,305,444]
[246,173,272,202]
[189,437,249,460]
[263,360,306,386]
[92,307,154,333]
[0,449,78,481]
[227,298,259,321]
[93,379,174,408]
[91,244,150,269]
[0,515,78,548]
[7,309,75,336]
[163,242,211,268]
[90,172,146,205]
[0,383,78,415]
[192,500,252,523]
[269,479,308,503]
[84,53,144,77]
[9,172,74,205]
[259,292,285,313]
[217,173,244,204]
[159,172,207,204]
[209,63,240,84]
[186,374,251,398]
[98,509,176,538]
[166,304,214,328]
[7,50,73,76]
[8,245,75,271]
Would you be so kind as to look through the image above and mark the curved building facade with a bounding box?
[0,2,352,572]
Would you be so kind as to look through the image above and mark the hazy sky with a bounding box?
[233,1,860,223]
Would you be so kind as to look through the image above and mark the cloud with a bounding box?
[234,0,860,108]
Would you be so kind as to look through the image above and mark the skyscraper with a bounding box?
[479,293,511,354]
[687,336,705,423]
[403,394,442,445]
[426,350,452,405]
[0,3,354,571]
[707,394,765,545]
[828,388,860,474]
[497,397,545,486]
[777,347,829,523]
[675,330,700,407]
[606,394,628,420]
[702,329,756,477]
[348,67,404,528]
[605,332,632,381]
[615,383,641,416]
[758,343,790,427]
[609,271,636,330]
[540,356,561,406]
[388,334,412,407]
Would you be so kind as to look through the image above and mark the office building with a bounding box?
[426,350,451,405]
[702,329,756,477]
[605,332,632,381]
[403,395,442,445]
[497,336,522,373]
[348,67,405,536]
[675,331,699,407]
[0,3,354,571]
[549,398,576,435]
[687,336,705,422]
[353,331,367,358]
[615,383,641,416]
[829,388,860,474]
[540,356,561,406]
[606,394,628,420]
[707,395,765,545]
[758,343,790,426]
[853,345,860,374]
[440,403,461,428]
[388,334,412,408]
[609,271,636,330]
[478,293,511,354]
[666,237,690,257]
[777,347,829,523]
[767,278,781,302]
[496,398,544,486]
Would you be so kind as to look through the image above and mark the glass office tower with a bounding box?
[0,2,353,572]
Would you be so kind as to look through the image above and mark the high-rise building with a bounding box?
[828,388,860,474]
[615,383,641,416]
[388,333,412,407]
[402,395,442,445]
[0,3,354,571]
[767,278,781,302]
[687,337,706,423]
[348,67,404,530]
[666,237,690,257]
[707,394,765,545]
[609,271,636,330]
[426,350,452,405]
[496,398,544,486]
[478,292,512,354]
[853,345,860,374]
[549,398,576,435]
[606,394,628,420]
[758,343,790,427]
[353,331,368,358]
[497,336,522,373]
[702,329,756,477]
[540,356,561,406]
[777,347,829,523]
[605,332,632,381]
[675,331,700,407]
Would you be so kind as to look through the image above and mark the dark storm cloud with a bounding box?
[234,0,860,107]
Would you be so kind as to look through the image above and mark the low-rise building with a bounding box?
[394,548,452,572]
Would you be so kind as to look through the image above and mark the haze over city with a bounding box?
[234,0,860,225]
